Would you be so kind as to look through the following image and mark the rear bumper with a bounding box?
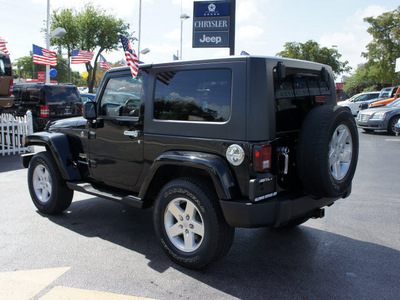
[220,193,338,228]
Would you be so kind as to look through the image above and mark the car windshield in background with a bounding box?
[379,89,391,99]
[46,86,80,103]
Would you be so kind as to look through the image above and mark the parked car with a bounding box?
[337,91,380,116]
[4,83,82,132]
[79,92,96,103]
[356,98,400,135]
[22,56,359,269]
[0,50,13,108]
[368,86,400,108]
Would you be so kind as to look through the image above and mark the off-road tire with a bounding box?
[153,178,234,269]
[28,151,73,214]
[297,105,359,198]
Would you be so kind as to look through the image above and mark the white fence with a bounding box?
[0,111,33,156]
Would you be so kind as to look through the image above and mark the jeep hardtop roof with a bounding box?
[109,55,333,73]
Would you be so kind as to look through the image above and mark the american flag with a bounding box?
[99,54,112,70]
[119,34,139,78]
[0,37,10,55]
[33,44,57,66]
[71,49,94,64]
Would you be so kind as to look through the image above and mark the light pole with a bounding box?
[46,0,50,83]
[180,14,190,60]
[138,0,142,61]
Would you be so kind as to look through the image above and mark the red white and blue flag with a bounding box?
[0,37,10,55]
[33,44,57,66]
[119,34,138,78]
[71,49,94,64]
[99,54,112,70]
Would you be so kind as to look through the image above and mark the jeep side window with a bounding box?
[100,74,146,117]
[153,69,231,122]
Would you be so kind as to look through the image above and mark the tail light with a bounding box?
[40,105,50,118]
[253,144,272,172]
[8,79,13,96]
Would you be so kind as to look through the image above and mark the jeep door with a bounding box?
[88,73,147,190]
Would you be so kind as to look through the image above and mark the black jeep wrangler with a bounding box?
[3,83,82,132]
[22,56,359,269]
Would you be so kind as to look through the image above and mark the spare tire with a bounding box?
[296,105,359,198]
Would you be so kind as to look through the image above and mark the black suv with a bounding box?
[4,83,82,131]
[22,56,359,269]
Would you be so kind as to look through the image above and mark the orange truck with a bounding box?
[369,86,400,108]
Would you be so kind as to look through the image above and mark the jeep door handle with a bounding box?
[124,130,140,138]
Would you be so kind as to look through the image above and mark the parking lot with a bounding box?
[0,128,399,300]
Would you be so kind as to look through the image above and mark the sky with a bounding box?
[1,0,399,79]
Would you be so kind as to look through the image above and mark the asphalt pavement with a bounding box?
[0,129,399,300]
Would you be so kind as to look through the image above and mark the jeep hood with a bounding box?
[47,117,87,131]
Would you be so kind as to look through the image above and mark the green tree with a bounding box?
[276,40,351,76]
[362,6,400,85]
[13,55,72,83]
[342,63,377,96]
[50,3,133,92]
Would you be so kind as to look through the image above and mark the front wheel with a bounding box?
[387,116,400,135]
[153,178,234,269]
[28,152,73,214]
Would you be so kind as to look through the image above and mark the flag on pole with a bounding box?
[119,34,139,78]
[99,54,112,70]
[0,37,10,55]
[32,44,57,66]
[71,49,94,64]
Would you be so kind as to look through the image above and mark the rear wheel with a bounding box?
[28,152,73,214]
[297,106,359,198]
[153,178,234,269]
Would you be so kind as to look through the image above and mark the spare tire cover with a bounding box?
[296,105,359,198]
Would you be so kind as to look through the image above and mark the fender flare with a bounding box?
[23,132,81,181]
[139,151,237,200]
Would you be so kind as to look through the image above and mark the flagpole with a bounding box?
[46,0,50,84]
[138,0,142,62]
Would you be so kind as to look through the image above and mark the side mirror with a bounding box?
[83,101,97,119]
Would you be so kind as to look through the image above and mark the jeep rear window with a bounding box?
[153,69,231,122]
[45,86,80,103]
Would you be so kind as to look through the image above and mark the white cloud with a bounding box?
[163,28,180,41]
[236,0,264,23]
[237,25,264,40]
[319,5,390,71]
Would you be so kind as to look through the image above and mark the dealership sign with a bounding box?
[193,1,232,48]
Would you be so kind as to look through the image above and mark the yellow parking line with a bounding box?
[0,267,70,300]
[40,286,157,300]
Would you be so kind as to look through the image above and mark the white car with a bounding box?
[338,91,380,116]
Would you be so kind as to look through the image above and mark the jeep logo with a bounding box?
[193,31,229,47]
[199,34,222,44]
